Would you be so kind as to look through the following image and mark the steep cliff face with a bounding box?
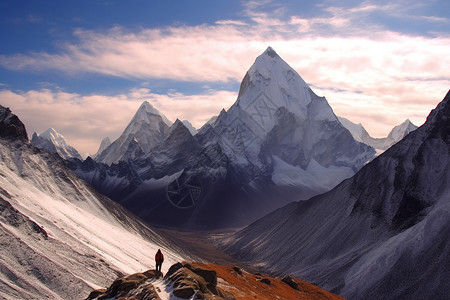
[0,105,28,142]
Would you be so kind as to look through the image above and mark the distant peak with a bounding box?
[42,127,57,135]
[141,100,153,108]
[402,119,412,125]
[40,128,63,140]
[264,46,279,58]
[138,101,156,113]
[133,101,172,127]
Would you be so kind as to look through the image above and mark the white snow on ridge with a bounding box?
[237,47,313,130]
[133,101,172,127]
[338,116,418,151]
[31,128,83,160]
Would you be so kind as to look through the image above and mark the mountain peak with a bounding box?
[40,127,61,140]
[95,102,172,165]
[31,127,83,160]
[264,46,279,58]
[133,101,172,127]
[0,105,28,142]
[93,137,112,159]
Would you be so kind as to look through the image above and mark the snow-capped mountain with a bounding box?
[221,90,450,300]
[339,116,418,151]
[200,47,374,180]
[95,101,172,165]
[30,128,83,160]
[73,47,375,229]
[93,136,111,159]
[0,105,190,299]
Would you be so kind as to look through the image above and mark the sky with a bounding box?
[0,0,449,156]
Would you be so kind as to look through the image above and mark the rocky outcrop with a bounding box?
[86,270,163,300]
[164,262,231,299]
[0,105,28,142]
[86,262,344,300]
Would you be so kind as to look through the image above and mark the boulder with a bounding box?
[165,262,230,299]
[281,275,300,290]
[86,271,162,300]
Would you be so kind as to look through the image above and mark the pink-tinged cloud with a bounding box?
[0,88,236,156]
[0,2,449,152]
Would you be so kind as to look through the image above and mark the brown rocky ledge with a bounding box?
[86,262,344,300]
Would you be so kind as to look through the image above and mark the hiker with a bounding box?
[155,249,164,272]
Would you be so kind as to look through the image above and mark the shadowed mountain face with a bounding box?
[0,105,28,142]
[72,48,375,230]
[221,90,450,300]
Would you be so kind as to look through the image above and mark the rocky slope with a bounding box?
[0,105,191,299]
[86,262,343,300]
[221,90,450,299]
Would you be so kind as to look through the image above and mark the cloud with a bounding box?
[215,20,248,26]
[0,88,236,157]
[0,0,448,148]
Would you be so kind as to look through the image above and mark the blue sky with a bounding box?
[1,0,449,155]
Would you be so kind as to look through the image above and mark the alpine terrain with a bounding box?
[221,90,450,299]
[72,47,375,229]
[339,117,418,152]
[31,128,83,160]
[0,104,343,299]
[0,105,190,299]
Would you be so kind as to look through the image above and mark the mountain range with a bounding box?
[70,47,377,229]
[1,46,446,300]
[339,116,418,152]
[221,90,450,300]
[0,103,341,300]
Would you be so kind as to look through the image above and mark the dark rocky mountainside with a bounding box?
[0,105,28,141]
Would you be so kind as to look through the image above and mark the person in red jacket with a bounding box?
[155,249,164,272]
